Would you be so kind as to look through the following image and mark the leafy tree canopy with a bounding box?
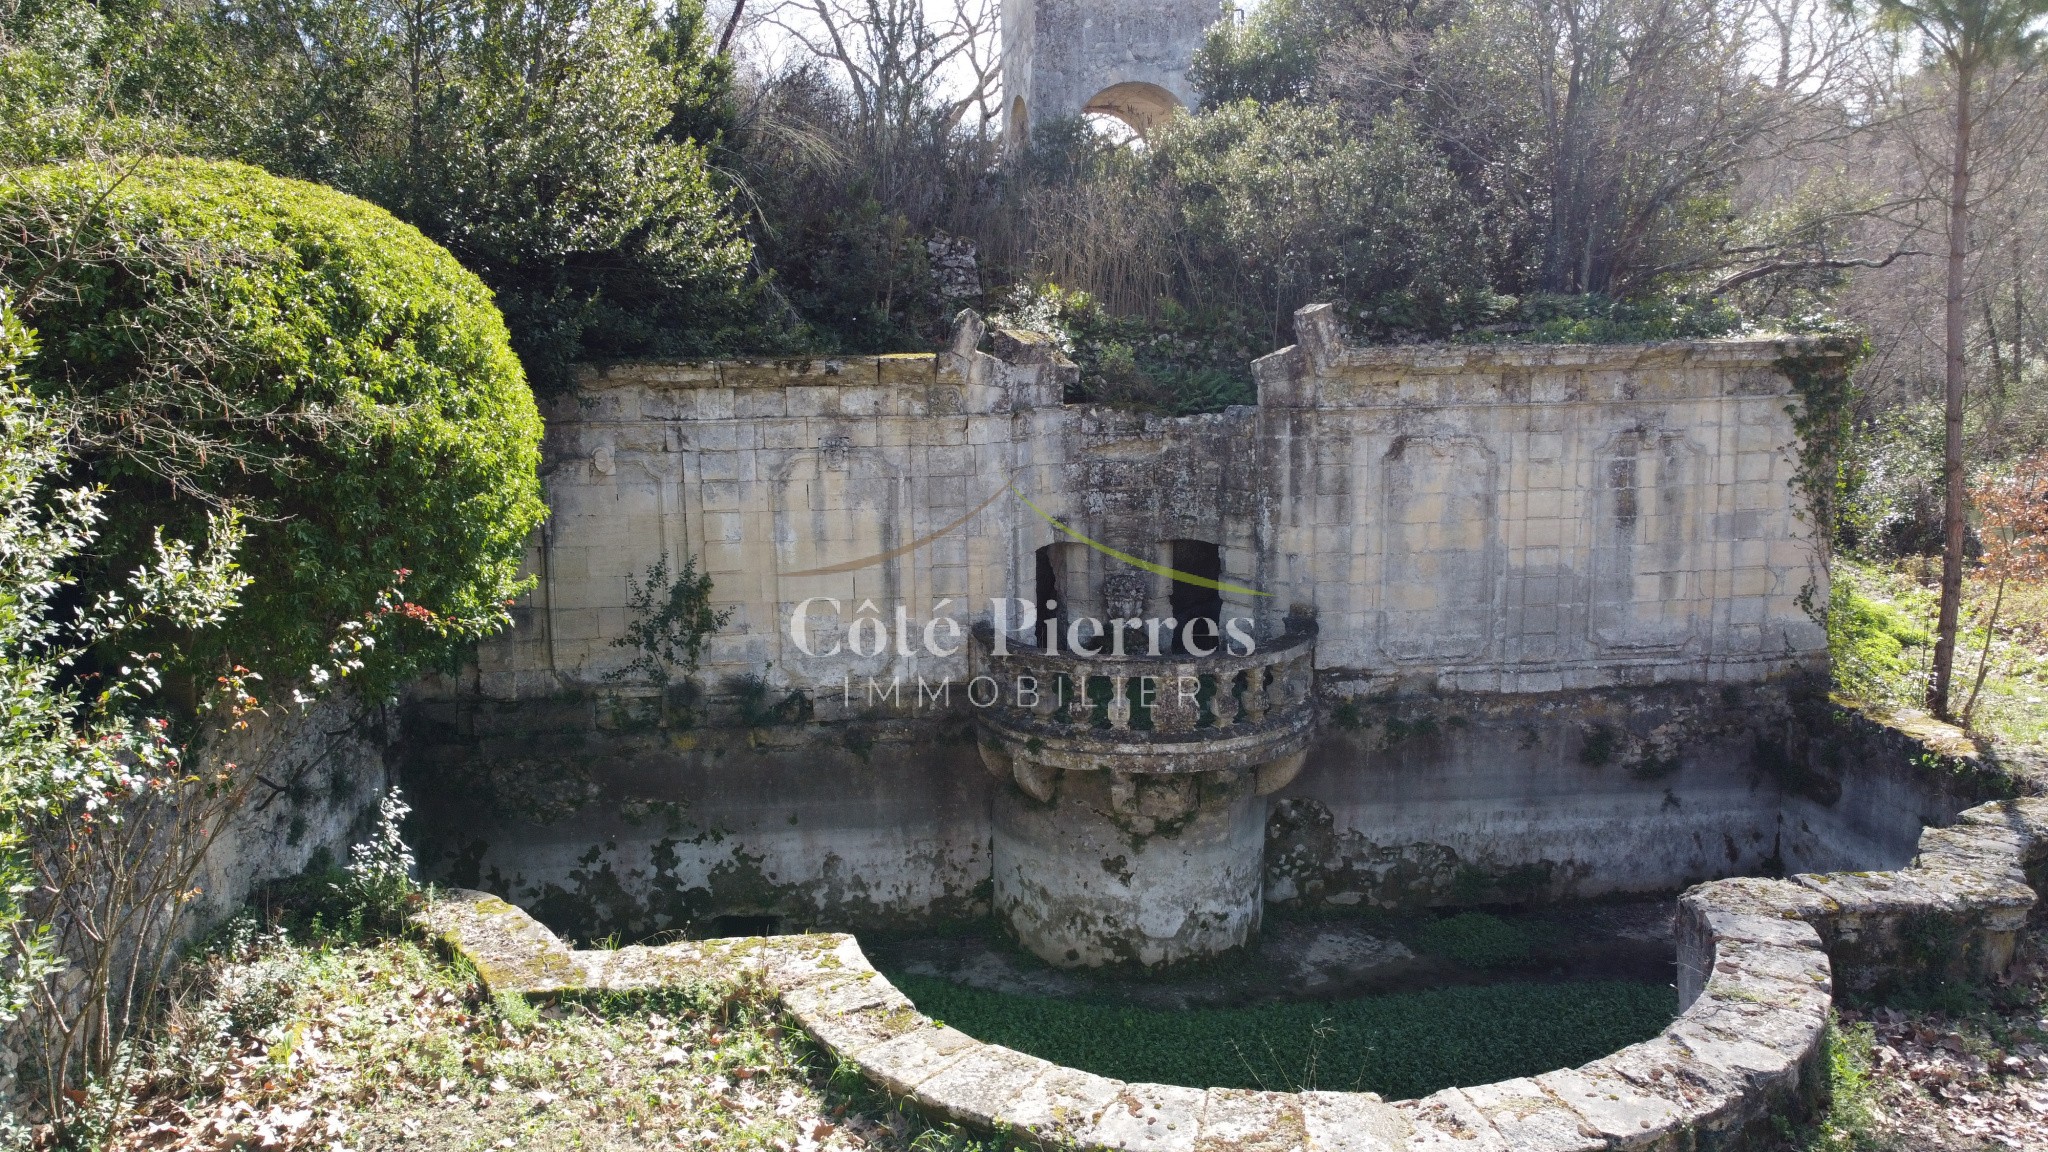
[1,0,791,383]
[0,157,547,696]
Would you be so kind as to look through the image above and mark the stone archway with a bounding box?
[1081,81,1185,138]
[1000,0,1211,150]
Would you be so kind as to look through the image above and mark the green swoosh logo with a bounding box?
[780,478,1270,597]
[1009,487,1271,598]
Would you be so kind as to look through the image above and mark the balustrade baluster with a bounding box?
[1266,661,1292,712]
[1107,676,1131,730]
[1211,671,1241,726]
[970,625,1318,768]
[1241,666,1269,722]
[1271,660,1294,708]
[1153,666,1198,733]
[1033,668,1062,721]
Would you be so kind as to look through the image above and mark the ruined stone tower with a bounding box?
[1000,0,1220,145]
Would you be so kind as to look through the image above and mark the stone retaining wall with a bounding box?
[411,314,1856,937]
[417,796,2048,1151]
[467,322,1837,702]
[192,690,393,932]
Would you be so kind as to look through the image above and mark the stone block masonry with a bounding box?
[413,797,2048,1151]
[1000,0,1214,142]
[461,308,1842,703]
[404,307,1876,943]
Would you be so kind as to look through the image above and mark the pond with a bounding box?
[865,898,1680,1099]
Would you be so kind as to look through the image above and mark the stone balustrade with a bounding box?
[967,620,1321,965]
[968,621,1318,780]
[417,794,2048,1151]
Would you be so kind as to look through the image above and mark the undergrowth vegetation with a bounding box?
[1828,557,2048,750]
[885,973,1672,1098]
[987,286,1266,412]
[1775,926,2048,1149]
[1828,564,1936,714]
[104,912,990,1152]
[1786,1016,1885,1151]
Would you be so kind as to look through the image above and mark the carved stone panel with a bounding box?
[1377,434,1498,662]
[1590,428,1708,654]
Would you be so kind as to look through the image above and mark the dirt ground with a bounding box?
[1773,924,2048,1151]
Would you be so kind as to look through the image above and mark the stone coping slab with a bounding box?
[412,797,2048,1151]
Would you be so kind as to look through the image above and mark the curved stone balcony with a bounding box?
[968,619,1319,966]
[967,620,1317,795]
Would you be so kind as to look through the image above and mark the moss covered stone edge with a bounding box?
[411,796,2048,1150]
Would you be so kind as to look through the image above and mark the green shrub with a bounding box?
[886,973,1671,1097]
[1471,293,1750,344]
[1188,0,1320,107]
[153,0,761,393]
[990,286,1264,414]
[333,788,421,932]
[1412,912,1535,969]
[1828,566,1930,709]
[0,158,546,696]
[1155,100,1496,343]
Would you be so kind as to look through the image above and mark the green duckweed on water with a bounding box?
[884,972,1674,1099]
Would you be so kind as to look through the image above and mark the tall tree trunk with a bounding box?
[1929,61,1973,719]
[717,0,746,55]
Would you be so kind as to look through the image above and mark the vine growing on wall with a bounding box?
[1780,340,1865,628]
[1780,341,1864,557]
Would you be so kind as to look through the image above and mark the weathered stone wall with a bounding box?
[999,0,1213,141]
[409,310,1877,934]
[1267,683,1796,909]
[466,313,1833,701]
[1260,306,1828,689]
[403,687,2016,941]
[192,691,393,932]
[1267,681,2025,915]
[1774,703,2015,875]
[403,703,990,943]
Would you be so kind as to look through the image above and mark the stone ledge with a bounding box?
[411,795,2046,1152]
[413,888,584,997]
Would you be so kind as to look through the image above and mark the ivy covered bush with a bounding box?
[0,158,546,694]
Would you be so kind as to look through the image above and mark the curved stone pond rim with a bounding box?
[416,795,2048,1151]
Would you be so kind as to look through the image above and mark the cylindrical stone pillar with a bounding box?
[991,765,1264,967]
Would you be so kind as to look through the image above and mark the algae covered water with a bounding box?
[884,972,1674,1099]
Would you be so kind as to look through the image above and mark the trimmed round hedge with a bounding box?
[0,158,546,694]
